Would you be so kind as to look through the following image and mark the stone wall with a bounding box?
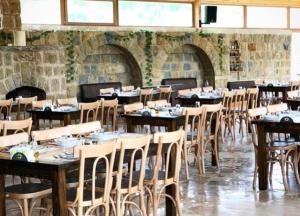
[0,30,292,100]
[0,0,21,31]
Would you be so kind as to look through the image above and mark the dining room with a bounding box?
[1,0,300,216]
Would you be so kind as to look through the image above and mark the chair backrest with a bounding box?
[73,140,117,215]
[0,99,13,119]
[122,85,135,92]
[116,135,150,194]
[57,97,78,106]
[123,102,143,114]
[287,90,299,99]
[0,132,29,148]
[16,96,37,120]
[31,126,71,141]
[182,107,207,146]
[233,89,246,111]
[68,121,101,137]
[246,88,259,109]
[291,80,300,90]
[152,129,185,183]
[139,88,153,105]
[99,99,118,131]
[267,103,288,114]
[159,86,172,102]
[177,89,190,96]
[79,101,100,123]
[202,103,223,136]
[222,90,235,115]
[147,100,169,108]
[99,88,114,95]
[190,87,202,93]
[247,107,267,147]
[202,86,214,93]
[2,118,32,136]
[32,100,52,109]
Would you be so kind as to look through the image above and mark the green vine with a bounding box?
[217,34,225,72]
[27,31,53,43]
[144,31,153,86]
[66,31,77,83]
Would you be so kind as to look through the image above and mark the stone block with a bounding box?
[0,82,8,95]
[79,75,88,84]
[5,68,13,77]
[183,63,191,71]
[164,71,171,78]
[4,53,12,65]
[45,67,53,76]
[51,79,60,93]
[43,52,58,64]
[162,64,170,70]
[184,53,193,61]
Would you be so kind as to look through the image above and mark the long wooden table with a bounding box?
[252,117,300,190]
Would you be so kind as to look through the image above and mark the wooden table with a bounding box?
[285,98,300,110]
[97,93,140,104]
[176,95,223,107]
[252,117,300,190]
[28,108,81,129]
[256,84,291,106]
[124,112,184,216]
[0,157,78,216]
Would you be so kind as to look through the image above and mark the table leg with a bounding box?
[32,113,39,130]
[126,118,135,133]
[51,168,67,216]
[0,174,5,216]
[64,114,71,126]
[257,124,269,190]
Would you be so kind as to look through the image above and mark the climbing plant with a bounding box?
[144,31,153,86]
[217,34,226,72]
[66,31,77,83]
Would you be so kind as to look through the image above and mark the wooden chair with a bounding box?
[248,107,300,191]
[16,96,37,120]
[31,100,52,109]
[291,80,300,90]
[202,103,223,171]
[202,86,214,93]
[99,99,118,131]
[114,135,150,215]
[267,103,288,114]
[31,126,71,142]
[182,106,207,177]
[233,89,247,137]
[2,118,32,136]
[100,88,114,95]
[66,140,117,215]
[56,97,78,107]
[221,91,235,142]
[68,121,101,137]
[246,88,259,109]
[177,89,190,96]
[79,101,100,123]
[190,87,202,93]
[147,100,169,108]
[145,129,185,216]
[122,85,135,92]
[287,90,299,99]
[0,99,13,120]
[139,88,153,105]
[159,86,172,103]
[123,102,143,114]
[0,132,51,216]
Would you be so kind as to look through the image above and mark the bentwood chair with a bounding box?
[221,91,235,142]
[56,97,78,107]
[123,102,143,114]
[16,96,37,120]
[144,129,185,216]
[0,132,51,216]
[68,121,101,137]
[159,86,172,103]
[65,140,117,216]
[2,118,32,136]
[182,106,207,177]
[99,99,118,131]
[232,89,246,137]
[79,101,100,123]
[139,88,153,106]
[177,89,190,97]
[147,100,169,108]
[100,88,114,95]
[31,126,71,142]
[202,103,223,171]
[248,107,300,191]
[0,99,13,120]
[122,85,135,92]
[31,100,52,109]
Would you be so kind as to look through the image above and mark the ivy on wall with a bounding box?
[144,31,153,86]
[217,34,225,72]
[66,31,77,83]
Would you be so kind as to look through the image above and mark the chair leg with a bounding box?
[279,151,289,191]
[293,149,300,185]
[183,142,189,180]
[175,184,182,216]
[139,191,147,216]
[23,199,29,216]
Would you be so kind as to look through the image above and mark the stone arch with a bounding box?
[76,35,144,87]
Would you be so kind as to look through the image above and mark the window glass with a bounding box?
[201,5,244,28]
[20,0,61,24]
[290,8,300,29]
[247,7,287,28]
[119,1,192,27]
[67,0,114,23]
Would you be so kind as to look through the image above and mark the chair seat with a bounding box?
[6,183,51,199]
[66,187,103,202]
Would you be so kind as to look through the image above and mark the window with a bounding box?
[119,1,193,27]
[20,0,61,24]
[247,7,287,28]
[201,5,244,28]
[291,33,300,80]
[66,0,114,24]
[290,8,300,29]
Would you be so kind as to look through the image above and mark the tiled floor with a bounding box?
[5,131,300,215]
